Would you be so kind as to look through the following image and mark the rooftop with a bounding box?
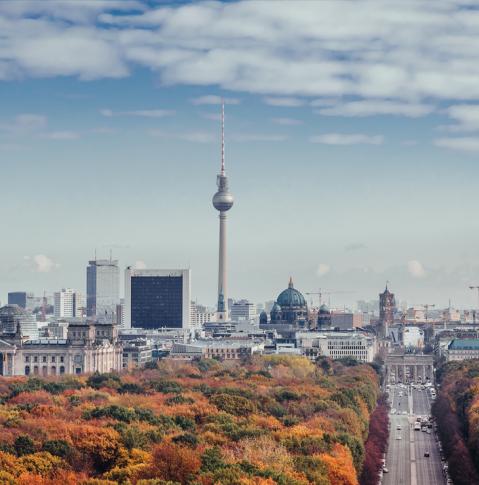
[449,338,479,350]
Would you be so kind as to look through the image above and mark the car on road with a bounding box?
[414,422,421,430]
[396,435,402,440]
[424,452,430,457]
[391,408,396,414]
[383,467,389,473]
[402,411,408,415]
[396,424,402,430]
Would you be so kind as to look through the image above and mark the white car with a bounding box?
[396,435,402,440]
[402,411,408,415]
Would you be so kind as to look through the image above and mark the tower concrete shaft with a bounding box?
[217,212,228,320]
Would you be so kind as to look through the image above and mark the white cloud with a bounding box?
[190,95,240,105]
[442,104,479,132]
[271,117,303,126]
[230,133,288,142]
[315,100,434,118]
[263,97,305,107]
[40,131,80,140]
[100,108,175,118]
[32,254,58,273]
[434,137,479,152]
[317,263,331,277]
[310,133,384,145]
[2,1,479,114]
[149,129,215,143]
[408,260,426,278]
[134,260,146,269]
[0,113,47,135]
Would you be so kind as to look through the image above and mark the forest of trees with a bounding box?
[0,355,381,484]
[433,360,479,485]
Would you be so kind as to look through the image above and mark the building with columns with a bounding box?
[385,353,434,384]
[0,322,122,377]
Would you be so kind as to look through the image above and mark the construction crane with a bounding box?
[305,289,356,308]
[422,303,435,323]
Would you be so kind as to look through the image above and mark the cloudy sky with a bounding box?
[1,0,479,309]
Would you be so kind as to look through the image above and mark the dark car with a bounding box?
[424,452,430,457]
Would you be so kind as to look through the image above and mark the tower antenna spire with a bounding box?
[221,99,225,175]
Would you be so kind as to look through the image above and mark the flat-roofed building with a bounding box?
[446,338,479,361]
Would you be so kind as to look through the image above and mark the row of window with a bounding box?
[24,355,65,364]
[25,365,65,376]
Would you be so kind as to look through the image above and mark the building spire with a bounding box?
[288,276,294,288]
[221,99,225,175]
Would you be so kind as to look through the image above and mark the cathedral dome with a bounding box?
[319,304,330,314]
[276,278,307,308]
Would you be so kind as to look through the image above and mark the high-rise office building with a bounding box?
[212,103,234,322]
[54,289,85,318]
[231,299,256,322]
[86,259,120,323]
[124,268,191,329]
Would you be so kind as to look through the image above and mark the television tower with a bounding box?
[212,102,234,321]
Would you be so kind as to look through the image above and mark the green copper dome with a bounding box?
[276,277,307,308]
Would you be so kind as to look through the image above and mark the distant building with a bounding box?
[0,322,122,376]
[446,338,479,361]
[122,339,153,370]
[261,278,309,333]
[190,302,216,326]
[0,305,39,340]
[331,311,363,330]
[8,292,35,311]
[54,289,84,318]
[86,259,120,322]
[169,340,264,361]
[231,299,256,322]
[297,331,377,363]
[124,268,191,330]
[379,285,395,337]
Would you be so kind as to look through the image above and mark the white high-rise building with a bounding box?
[54,289,85,318]
[231,299,256,322]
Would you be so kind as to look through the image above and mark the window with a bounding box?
[59,366,65,374]
[33,365,39,375]
[51,356,56,363]
[25,365,30,375]
[51,366,56,375]
[33,356,38,363]
[42,356,47,363]
[42,366,48,376]
[25,356,30,363]
[60,356,64,363]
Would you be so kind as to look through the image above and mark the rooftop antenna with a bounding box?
[94,248,97,261]
[109,248,112,262]
[221,98,225,176]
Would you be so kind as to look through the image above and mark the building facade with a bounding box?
[297,331,377,363]
[231,299,256,322]
[0,322,122,376]
[54,289,84,318]
[0,305,38,340]
[124,268,191,330]
[446,338,479,361]
[86,259,120,322]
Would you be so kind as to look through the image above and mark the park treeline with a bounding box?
[433,360,479,485]
[0,355,381,485]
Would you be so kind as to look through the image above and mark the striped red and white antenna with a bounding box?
[221,99,225,175]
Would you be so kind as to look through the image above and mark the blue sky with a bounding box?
[1,0,479,309]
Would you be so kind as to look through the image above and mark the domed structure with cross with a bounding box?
[262,277,309,330]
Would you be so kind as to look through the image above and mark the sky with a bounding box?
[1,0,479,309]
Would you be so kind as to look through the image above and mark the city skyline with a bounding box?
[1,1,479,307]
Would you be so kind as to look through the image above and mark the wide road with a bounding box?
[382,385,445,485]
